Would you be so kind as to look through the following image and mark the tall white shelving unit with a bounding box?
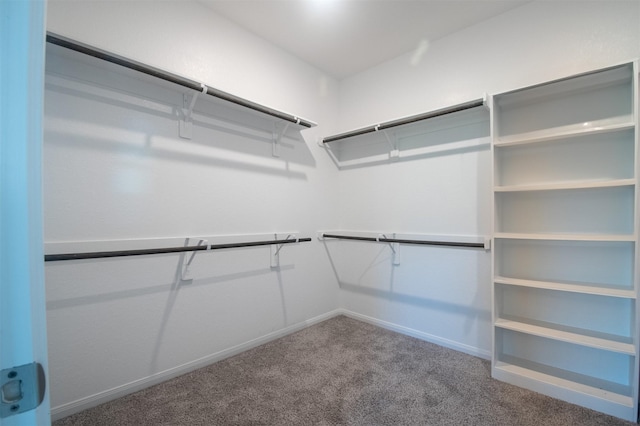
[491,61,639,422]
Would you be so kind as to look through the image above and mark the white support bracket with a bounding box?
[271,233,296,268]
[272,120,295,157]
[379,233,400,265]
[179,83,207,139]
[484,236,492,250]
[380,128,399,160]
[181,238,209,281]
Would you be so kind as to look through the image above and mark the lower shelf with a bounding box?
[493,322,638,421]
[493,358,636,421]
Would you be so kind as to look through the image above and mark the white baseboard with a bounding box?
[338,309,491,360]
[51,308,489,421]
[50,309,343,421]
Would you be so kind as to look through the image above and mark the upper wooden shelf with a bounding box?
[494,62,634,109]
[46,32,317,133]
[494,178,636,192]
[493,360,634,408]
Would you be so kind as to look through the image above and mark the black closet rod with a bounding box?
[322,98,485,144]
[46,32,314,129]
[45,237,312,262]
[321,233,484,249]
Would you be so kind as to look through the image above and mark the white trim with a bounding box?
[338,309,491,360]
[0,1,50,424]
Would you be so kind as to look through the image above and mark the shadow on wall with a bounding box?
[322,240,491,336]
[45,43,317,177]
[339,282,490,323]
[46,256,295,311]
[45,251,297,375]
[45,129,309,181]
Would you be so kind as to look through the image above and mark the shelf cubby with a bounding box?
[494,127,635,188]
[494,239,634,291]
[495,330,634,400]
[495,284,634,353]
[493,357,634,408]
[494,186,635,235]
[495,63,633,141]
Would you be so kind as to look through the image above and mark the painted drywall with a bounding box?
[337,0,640,129]
[46,0,338,128]
[44,0,341,418]
[332,0,640,357]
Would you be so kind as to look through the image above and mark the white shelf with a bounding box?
[495,63,634,109]
[492,60,638,422]
[46,34,316,137]
[495,318,635,355]
[494,233,635,242]
[493,361,634,408]
[322,98,486,144]
[320,99,490,168]
[495,120,635,147]
[494,178,635,192]
[494,276,636,299]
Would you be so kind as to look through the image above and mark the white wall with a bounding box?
[44,0,341,419]
[333,0,640,357]
[337,1,640,129]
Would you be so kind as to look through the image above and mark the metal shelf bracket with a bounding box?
[272,120,296,157]
[180,238,209,281]
[378,233,401,265]
[381,129,400,160]
[271,233,296,268]
[179,83,207,139]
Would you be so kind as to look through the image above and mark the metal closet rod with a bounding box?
[321,233,484,249]
[322,98,485,144]
[45,32,315,129]
[45,237,312,262]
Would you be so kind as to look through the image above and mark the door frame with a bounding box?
[0,1,51,424]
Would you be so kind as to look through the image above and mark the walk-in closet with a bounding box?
[1,0,639,424]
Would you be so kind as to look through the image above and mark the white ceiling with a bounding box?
[200,0,530,79]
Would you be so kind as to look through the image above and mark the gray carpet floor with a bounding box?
[54,315,636,425]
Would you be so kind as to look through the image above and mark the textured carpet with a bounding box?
[54,315,635,425]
